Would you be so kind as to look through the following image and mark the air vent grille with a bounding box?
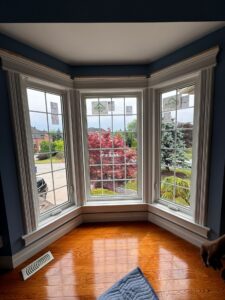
[21,251,54,280]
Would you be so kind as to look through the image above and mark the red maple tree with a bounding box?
[88,131,137,190]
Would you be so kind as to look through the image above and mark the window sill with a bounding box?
[85,199,143,206]
[148,203,210,238]
[22,205,82,246]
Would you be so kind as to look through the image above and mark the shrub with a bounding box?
[161,176,190,206]
[55,152,64,160]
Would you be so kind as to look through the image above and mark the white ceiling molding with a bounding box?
[74,76,148,90]
[148,46,219,87]
[0,49,73,88]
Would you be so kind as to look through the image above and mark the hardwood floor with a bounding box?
[0,222,225,299]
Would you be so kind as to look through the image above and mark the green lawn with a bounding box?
[184,148,192,160]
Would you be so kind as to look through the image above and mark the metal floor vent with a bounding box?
[21,251,54,280]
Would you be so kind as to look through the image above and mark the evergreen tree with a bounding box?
[161,122,187,171]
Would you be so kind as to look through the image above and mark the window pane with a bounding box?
[160,183,174,201]
[48,114,63,132]
[102,181,115,194]
[113,133,125,148]
[46,93,62,114]
[175,186,190,206]
[112,98,124,115]
[35,154,52,174]
[160,165,175,183]
[161,90,176,112]
[37,172,54,191]
[126,164,137,179]
[114,149,125,164]
[161,111,176,129]
[125,98,137,115]
[160,85,194,208]
[113,116,125,132]
[52,152,65,171]
[30,112,48,132]
[55,186,69,206]
[86,98,98,115]
[53,169,67,189]
[100,116,112,131]
[177,108,194,128]
[126,116,137,131]
[101,132,113,148]
[39,191,55,214]
[27,89,46,112]
[114,165,125,179]
[88,132,100,149]
[177,86,195,109]
[101,149,113,164]
[27,88,69,216]
[161,131,175,149]
[87,116,99,131]
[90,166,102,180]
[89,150,101,164]
[85,96,140,199]
[125,180,137,195]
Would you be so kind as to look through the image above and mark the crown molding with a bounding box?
[148,46,219,87]
[74,76,148,90]
[0,49,73,88]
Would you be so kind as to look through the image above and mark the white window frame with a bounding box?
[155,78,199,216]
[80,92,143,204]
[146,46,219,226]
[0,49,78,236]
[22,79,76,223]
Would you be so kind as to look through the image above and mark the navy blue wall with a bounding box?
[1,0,225,22]
[1,26,225,256]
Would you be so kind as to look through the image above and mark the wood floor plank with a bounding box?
[0,222,224,299]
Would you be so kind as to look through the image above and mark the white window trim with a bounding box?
[80,91,143,203]
[154,77,199,217]
[22,78,76,222]
[146,46,219,226]
[1,50,78,235]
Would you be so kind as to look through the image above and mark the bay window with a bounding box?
[0,46,217,245]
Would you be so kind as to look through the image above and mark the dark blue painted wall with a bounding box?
[0,0,225,22]
[1,26,225,257]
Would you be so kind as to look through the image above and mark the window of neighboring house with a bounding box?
[26,87,72,219]
[159,84,196,214]
[82,95,142,202]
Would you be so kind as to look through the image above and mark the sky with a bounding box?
[27,89,194,133]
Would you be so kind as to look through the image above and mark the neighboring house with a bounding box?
[31,127,52,152]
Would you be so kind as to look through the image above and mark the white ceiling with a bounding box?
[0,22,224,65]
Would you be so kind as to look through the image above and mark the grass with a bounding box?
[35,157,65,164]
[90,180,138,196]
[90,188,117,196]
[184,148,192,160]
[125,181,137,191]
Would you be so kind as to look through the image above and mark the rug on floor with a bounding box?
[98,267,158,300]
